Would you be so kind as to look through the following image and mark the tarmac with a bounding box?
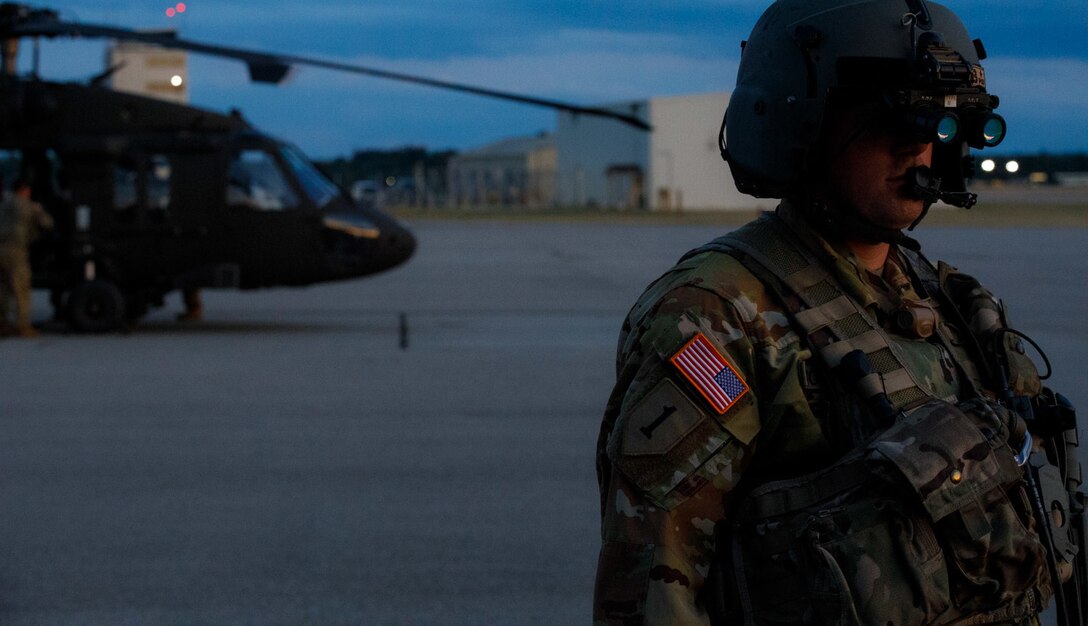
[1,219,1085,624]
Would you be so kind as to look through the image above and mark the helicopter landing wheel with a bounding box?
[68,280,126,333]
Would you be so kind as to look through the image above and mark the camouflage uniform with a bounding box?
[0,192,52,333]
[593,200,1043,625]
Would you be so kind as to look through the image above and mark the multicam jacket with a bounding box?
[593,201,1047,625]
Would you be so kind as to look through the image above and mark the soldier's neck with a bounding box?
[846,240,891,271]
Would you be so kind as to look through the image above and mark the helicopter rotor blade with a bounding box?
[270,52,651,131]
[3,9,651,131]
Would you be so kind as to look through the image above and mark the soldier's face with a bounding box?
[823,104,933,230]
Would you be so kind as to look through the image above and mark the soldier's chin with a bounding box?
[885,201,926,230]
[867,195,925,230]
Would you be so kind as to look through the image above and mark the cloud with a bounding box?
[489,27,699,56]
[191,27,734,102]
[986,56,1088,102]
[371,51,732,102]
[185,3,445,28]
[24,3,1088,156]
[53,1,437,26]
[984,56,1088,151]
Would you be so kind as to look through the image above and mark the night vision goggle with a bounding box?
[882,38,1005,149]
[889,93,1005,148]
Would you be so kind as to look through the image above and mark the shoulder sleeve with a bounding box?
[595,254,815,625]
[608,285,760,511]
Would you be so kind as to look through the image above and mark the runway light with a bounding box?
[1005,160,1020,174]
[176,3,187,12]
[165,7,176,17]
[981,159,996,173]
[170,74,183,87]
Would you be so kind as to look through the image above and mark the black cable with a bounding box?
[992,327,1053,381]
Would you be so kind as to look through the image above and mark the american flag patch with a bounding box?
[669,333,749,415]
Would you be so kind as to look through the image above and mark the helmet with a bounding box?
[721,0,1003,208]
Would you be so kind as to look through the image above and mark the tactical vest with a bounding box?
[694,214,1057,626]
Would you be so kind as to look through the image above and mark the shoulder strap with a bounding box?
[704,214,933,412]
[898,247,993,397]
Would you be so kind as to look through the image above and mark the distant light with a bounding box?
[980,159,996,173]
[1029,172,1048,184]
[165,7,175,17]
[176,2,187,12]
[170,74,183,87]
[385,176,396,187]
[1005,160,1020,174]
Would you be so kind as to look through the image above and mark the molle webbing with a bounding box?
[738,452,869,522]
[691,215,930,409]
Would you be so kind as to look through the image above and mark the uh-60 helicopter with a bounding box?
[0,3,649,332]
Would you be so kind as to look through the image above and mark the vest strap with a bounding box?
[691,215,935,421]
[794,295,857,333]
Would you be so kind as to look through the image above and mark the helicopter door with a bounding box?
[106,152,206,287]
[224,147,325,287]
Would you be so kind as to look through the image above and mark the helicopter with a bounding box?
[0,3,650,332]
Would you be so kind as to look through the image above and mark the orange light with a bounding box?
[165,7,176,17]
[176,3,186,12]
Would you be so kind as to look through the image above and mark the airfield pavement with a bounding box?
[1,217,1086,624]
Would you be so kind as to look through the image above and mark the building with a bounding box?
[447,134,556,208]
[556,92,774,211]
[107,34,189,104]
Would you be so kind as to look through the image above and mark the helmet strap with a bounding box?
[801,197,921,251]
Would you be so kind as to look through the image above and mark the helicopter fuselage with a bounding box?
[0,78,415,327]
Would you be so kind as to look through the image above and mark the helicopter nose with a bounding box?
[321,210,416,277]
[381,218,416,269]
[361,210,415,272]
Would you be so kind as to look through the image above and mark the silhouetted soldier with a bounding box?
[0,177,53,336]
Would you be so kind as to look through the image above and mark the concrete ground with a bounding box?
[0,220,1085,624]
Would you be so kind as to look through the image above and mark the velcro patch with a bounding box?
[669,333,749,415]
[622,378,707,457]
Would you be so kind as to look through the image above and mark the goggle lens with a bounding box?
[981,115,1006,147]
[935,115,959,143]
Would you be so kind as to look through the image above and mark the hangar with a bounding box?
[555,92,774,211]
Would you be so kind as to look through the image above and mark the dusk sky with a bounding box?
[19,1,1088,159]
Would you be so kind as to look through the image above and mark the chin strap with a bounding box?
[907,165,978,210]
[829,165,979,236]
[805,199,922,251]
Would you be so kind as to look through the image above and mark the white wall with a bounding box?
[556,103,650,207]
[554,93,778,211]
[648,93,775,211]
[108,43,189,104]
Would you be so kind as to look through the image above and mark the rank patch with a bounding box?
[669,333,749,415]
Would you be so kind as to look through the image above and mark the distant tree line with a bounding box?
[315,147,457,189]
[311,148,1088,207]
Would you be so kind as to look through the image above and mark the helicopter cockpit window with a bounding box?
[280,144,340,209]
[0,150,23,190]
[113,161,138,222]
[147,155,172,213]
[228,149,299,211]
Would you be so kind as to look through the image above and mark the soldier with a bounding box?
[594,1,1085,625]
[177,286,204,322]
[0,177,53,337]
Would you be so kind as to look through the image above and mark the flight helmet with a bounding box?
[720,0,1003,211]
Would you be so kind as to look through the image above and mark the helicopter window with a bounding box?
[228,149,299,211]
[0,150,23,191]
[113,162,138,221]
[280,144,340,209]
[147,155,172,212]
